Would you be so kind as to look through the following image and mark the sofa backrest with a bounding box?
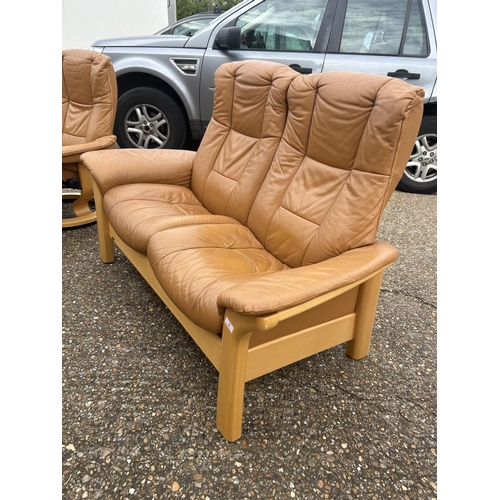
[62,49,118,147]
[247,71,424,268]
[191,61,298,225]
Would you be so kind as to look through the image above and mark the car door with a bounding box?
[198,0,336,131]
[323,0,437,102]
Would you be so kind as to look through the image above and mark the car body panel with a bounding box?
[92,35,189,48]
[92,0,437,120]
[101,47,207,121]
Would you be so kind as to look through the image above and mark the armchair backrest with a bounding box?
[247,71,424,268]
[191,60,298,225]
[62,49,118,147]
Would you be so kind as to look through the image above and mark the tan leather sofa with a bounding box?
[81,60,424,442]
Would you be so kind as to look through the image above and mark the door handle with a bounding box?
[289,64,312,74]
[387,69,420,80]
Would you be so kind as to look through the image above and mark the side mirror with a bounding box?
[215,26,242,49]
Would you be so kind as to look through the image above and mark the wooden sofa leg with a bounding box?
[346,269,385,360]
[91,178,115,263]
[216,314,253,442]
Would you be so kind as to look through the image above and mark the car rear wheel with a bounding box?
[397,114,437,194]
[114,87,187,149]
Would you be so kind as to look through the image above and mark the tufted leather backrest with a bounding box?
[191,60,298,225]
[62,49,118,147]
[247,71,424,268]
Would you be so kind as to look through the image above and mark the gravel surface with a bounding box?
[62,190,437,499]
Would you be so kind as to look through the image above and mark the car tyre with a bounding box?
[397,114,437,194]
[114,87,187,149]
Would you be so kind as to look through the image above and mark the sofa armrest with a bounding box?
[81,148,196,195]
[62,135,117,163]
[217,242,398,317]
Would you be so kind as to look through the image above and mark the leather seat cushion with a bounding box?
[147,224,288,333]
[104,183,242,254]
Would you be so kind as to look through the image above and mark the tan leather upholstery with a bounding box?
[62,48,117,228]
[81,60,424,441]
[97,61,297,253]
[87,64,422,332]
[83,59,424,331]
[246,71,423,267]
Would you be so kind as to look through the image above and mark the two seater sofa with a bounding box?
[81,60,424,442]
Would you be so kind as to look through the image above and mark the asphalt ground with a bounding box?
[62,189,437,499]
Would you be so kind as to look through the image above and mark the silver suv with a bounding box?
[92,0,437,194]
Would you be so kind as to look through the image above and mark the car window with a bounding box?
[339,0,428,56]
[402,0,429,56]
[172,19,214,36]
[234,0,328,51]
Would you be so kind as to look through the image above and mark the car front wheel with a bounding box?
[114,87,187,149]
[397,114,437,194]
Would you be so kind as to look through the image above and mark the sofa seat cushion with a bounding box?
[147,224,289,333]
[104,183,242,254]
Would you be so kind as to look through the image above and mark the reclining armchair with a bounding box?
[62,49,117,228]
[81,60,424,441]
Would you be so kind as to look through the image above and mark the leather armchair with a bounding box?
[62,49,117,228]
